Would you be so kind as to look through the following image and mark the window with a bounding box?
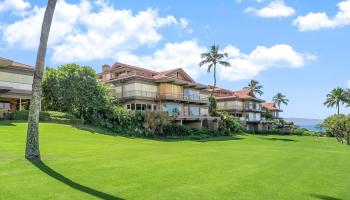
[123,83,157,97]
[217,102,225,109]
[184,88,200,100]
[126,104,131,110]
[189,106,200,116]
[200,108,208,116]
[162,104,182,116]
[0,102,10,109]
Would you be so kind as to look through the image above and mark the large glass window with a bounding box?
[162,104,182,116]
[184,88,200,100]
[123,83,157,97]
[189,106,200,116]
[0,102,10,109]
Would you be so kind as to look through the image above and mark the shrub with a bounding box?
[218,112,244,135]
[321,114,350,145]
[10,110,82,124]
[142,111,170,135]
[163,124,224,137]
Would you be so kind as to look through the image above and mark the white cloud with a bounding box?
[114,40,206,79]
[294,0,350,31]
[219,44,316,81]
[115,41,315,81]
[245,0,295,18]
[1,0,188,63]
[0,0,30,13]
[347,80,350,88]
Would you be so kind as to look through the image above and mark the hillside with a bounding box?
[1,122,350,200]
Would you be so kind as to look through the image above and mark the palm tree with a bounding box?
[273,93,289,109]
[25,0,57,160]
[199,45,230,95]
[244,80,264,96]
[324,87,347,115]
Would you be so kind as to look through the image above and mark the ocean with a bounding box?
[298,125,323,132]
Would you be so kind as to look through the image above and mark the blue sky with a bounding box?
[1,0,350,119]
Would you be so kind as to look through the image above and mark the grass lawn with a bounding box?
[1,122,350,200]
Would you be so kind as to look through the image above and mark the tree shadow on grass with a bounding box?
[29,160,124,200]
[259,137,296,142]
[309,194,342,200]
[0,120,16,126]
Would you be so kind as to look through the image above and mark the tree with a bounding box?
[324,87,347,115]
[273,93,289,109]
[42,64,115,120]
[244,80,263,96]
[208,95,217,116]
[199,45,230,95]
[321,114,350,145]
[25,0,57,160]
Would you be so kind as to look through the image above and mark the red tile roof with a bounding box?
[233,89,265,102]
[261,102,282,111]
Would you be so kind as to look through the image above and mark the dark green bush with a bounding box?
[218,112,244,135]
[163,124,224,137]
[10,110,82,124]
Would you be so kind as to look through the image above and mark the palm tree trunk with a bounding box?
[337,102,340,115]
[211,64,217,96]
[25,0,57,160]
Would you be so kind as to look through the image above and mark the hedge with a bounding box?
[10,110,82,124]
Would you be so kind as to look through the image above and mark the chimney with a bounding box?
[102,64,111,72]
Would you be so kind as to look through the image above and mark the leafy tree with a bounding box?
[218,112,243,135]
[208,95,217,116]
[244,80,263,96]
[42,64,115,120]
[273,93,289,109]
[26,0,57,160]
[324,87,347,115]
[199,45,230,95]
[321,114,350,145]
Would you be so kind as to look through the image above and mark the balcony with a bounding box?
[217,105,244,111]
[116,90,209,104]
[157,92,209,104]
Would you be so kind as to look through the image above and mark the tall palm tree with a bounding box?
[244,80,264,96]
[324,87,347,115]
[199,45,230,95]
[26,0,57,160]
[273,93,289,109]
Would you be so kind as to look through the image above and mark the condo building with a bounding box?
[98,63,220,129]
[208,86,283,131]
[0,57,33,119]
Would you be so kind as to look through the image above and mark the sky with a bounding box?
[1,0,350,119]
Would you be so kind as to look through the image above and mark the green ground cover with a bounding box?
[1,122,349,200]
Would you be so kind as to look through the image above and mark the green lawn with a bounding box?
[1,122,349,200]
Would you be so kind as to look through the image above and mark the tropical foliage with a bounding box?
[273,93,289,109]
[324,87,348,115]
[244,80,264,96]
[208,95,217,116]
[321,114,350,145]
[199,45,230,95]
[218,112,244,134]
[42,64,115,119]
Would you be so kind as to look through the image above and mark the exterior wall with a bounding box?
[0,67,33,119]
